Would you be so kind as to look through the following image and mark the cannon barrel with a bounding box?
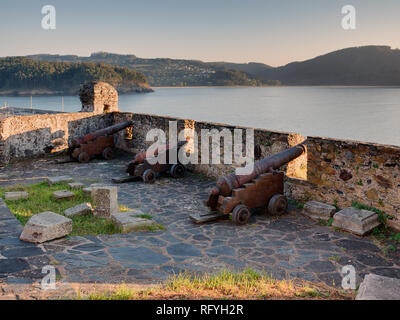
[70,120,134,147]
[206,142,307,208]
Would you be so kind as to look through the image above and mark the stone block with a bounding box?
[5,192,29,201]
[332,207,380,236]
[68,182,84,190]
[83,187,92,196]
[92,186,118,219]
[112,211,155,233]
[303,201,336,221]
[52,190,74,201]
[47,176,74,185]
[20,212,72,243]
[356,274,400,300]
[64,203,93,218]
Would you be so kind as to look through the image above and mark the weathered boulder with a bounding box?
[92,186,118,219]
[52,190,74,201]
[332,207,380,236]
[47,176,74,186]
[112,211,155,233]
[20,212,72,243]
[5,192,29,201]
[303,201,336,221]
[356,274,400,300]
[64,203,93,217]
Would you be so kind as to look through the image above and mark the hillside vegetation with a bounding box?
[0,57,152,95]
[9,45,400,89]
[257,46,400,85]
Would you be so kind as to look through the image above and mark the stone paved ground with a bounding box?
[0,153,399,299]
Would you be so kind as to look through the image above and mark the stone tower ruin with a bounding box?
[79,81,119,114]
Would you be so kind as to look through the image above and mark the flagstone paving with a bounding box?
[0,154,399,299]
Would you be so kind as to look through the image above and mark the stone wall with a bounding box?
[0,112,113,163]
[286,137,400,231]
[112,112,399,231]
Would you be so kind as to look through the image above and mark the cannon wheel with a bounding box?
[268,194,288,216]
[231,204,251,225]
[102,147,114,160]
[142,169,156,184]
[78,152,90,163]
[170,163,186,178]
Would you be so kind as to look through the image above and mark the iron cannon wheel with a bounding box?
[102,147,114,160]
[170,163,186,178]
[232,204,251,225]
[78,152,90,163]
[142,169,156,183]
[268,194,288,216]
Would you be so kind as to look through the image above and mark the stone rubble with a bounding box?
[47,176,74,186]
[112,210,156,233]
[92,186,119,219]
[52,190,74,201]
[332,207,380,236]
[64,203,93,218]
[68,182,85,190]
[20,211,72,243]
[303,201,336,221]
[356,274,400,300]
[4,192,29,201]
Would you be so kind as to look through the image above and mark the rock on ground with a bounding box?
[52,190,74,200]
[20,211,72,243]
[112,211,156,233]
[303,201,336,221]
[64,203,93,217]
[68,182,85,190]
[332,207,380,236]
[47,176,74,186]
[4,192,29,201]
[356,274,400,300]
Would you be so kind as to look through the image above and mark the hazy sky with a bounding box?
[1,0,399,66]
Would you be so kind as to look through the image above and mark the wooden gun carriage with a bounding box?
[113,141,188,184]
[69,120,134,163]
[190,143,306,225]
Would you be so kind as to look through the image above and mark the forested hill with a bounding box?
[256,46,400,85]
[27,53,269,87]
[21,45,400,87]
[0,57,152,95]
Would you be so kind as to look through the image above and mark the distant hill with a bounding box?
[0,57,152,95]
[27,53,265,87]
[23,45,400,87]
[256,46,400,85]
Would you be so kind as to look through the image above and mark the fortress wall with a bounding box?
[114,111,400,230]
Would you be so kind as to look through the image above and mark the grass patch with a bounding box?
[0,181,126,236]
[78,269,354,300]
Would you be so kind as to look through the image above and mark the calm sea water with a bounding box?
[1,87,400,146]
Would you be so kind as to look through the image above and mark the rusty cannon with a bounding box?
[69,120,134,163]
[112,140,188,184]
[190,142,307,225]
